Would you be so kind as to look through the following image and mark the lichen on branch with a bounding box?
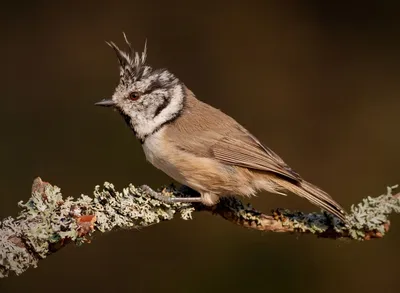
[0,178,193,278]
[0,178,399,278]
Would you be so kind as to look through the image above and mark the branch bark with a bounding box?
[0,178,399,278]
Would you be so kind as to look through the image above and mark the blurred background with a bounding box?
[0,1,399,292]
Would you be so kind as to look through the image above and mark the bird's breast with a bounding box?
[142,129,167,168]
[142,128,187,184]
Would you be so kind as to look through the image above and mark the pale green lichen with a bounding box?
[347,185,400,239]
[0,217,39,278]
[0,179,194,278]
[268,185,400,240]
[216,186,400,240]
[86,182,193,232]
[0,179,399,278]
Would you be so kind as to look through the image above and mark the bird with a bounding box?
[95,34,348,223]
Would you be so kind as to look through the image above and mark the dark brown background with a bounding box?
[0,1,399,292]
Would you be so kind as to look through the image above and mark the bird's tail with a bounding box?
[273,178,348,223]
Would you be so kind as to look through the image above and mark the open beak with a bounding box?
[95,99,116,107]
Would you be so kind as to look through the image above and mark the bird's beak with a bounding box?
[94,99,116,107]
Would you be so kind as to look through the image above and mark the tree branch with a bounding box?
[1,178,399,278]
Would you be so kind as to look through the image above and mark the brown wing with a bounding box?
[210,128,301,182]
[166,91,301,182]
[164,91,348,222]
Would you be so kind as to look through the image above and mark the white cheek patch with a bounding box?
[132,84,184,139]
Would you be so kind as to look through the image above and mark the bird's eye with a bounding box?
[128,92,140,101]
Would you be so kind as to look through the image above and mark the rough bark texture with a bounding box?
[1,178,399,278]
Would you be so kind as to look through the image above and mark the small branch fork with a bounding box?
[0,178,399,278]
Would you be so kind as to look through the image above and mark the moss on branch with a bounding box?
[0,178,399,278]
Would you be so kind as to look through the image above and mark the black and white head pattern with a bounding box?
[107,34,185,141]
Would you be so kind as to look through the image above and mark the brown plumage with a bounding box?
[155,88,347,222]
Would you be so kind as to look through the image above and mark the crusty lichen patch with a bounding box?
[0,179,399,278]
[271,185,400,240]
[211,185,400,240]
[0,217,39,277]
[86,182,194,232]
[0,178,194,278]
[347,185,400,240]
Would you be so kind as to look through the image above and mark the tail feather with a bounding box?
[273,178,347,223]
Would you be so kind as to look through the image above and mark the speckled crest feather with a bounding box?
[106,33,148,84]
